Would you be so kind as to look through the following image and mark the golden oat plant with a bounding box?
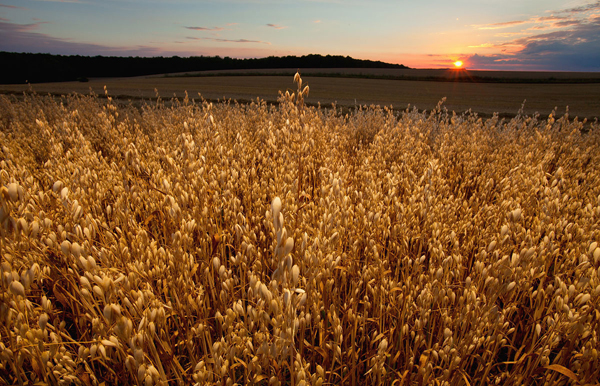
[1,75,600,386]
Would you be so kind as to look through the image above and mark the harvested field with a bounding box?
[160,67,600,83]
[2,70,599,120]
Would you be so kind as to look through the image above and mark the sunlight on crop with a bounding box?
[0,74,599,385]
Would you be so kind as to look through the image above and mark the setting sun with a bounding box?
[454,60,463,68]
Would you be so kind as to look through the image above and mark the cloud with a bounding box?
[558,1,600,14]
[0,20,171,56]
[494,32,528,37]
[536,16,569,22]
[468,43,496,48]
[554,19,583,27]
[185,26,224,31]
[476,17,580,30]
[0,4,27,9]
[187,36,271,45]
[526,17,582,30]
[314,20,321,23]
[0,21,49,32]
[266,23,287,29]
[30,0,83,3]
[0,18,274,58]
[476,20,527,30]
[466,15,600,71]
[465,2,600,70]
[475,2,599,32]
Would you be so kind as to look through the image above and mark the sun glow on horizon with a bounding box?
[454,60,463,68]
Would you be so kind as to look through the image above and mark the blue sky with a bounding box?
[1,0,599,71]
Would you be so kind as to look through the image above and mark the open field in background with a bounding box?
[1,73,600,385]
[159,68,600,83]
[1,69,599,120]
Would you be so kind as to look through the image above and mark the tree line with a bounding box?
[0,52,408,84]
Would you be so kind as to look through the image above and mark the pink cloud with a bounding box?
[1,4,27,9]
[0,20,172,56]
[0,20,49,31]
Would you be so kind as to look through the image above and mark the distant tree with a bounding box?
[0,52,409,84]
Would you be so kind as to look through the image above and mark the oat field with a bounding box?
[1,74,600,385]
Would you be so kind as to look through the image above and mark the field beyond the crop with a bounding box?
[1,76,600,385]
[2,68,600,121]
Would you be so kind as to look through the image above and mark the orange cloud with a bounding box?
[468,43,496,48]
[475,20,527,30]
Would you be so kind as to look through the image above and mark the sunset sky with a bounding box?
[1,0,599,71]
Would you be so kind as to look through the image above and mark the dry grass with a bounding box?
[1,74,600,385]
